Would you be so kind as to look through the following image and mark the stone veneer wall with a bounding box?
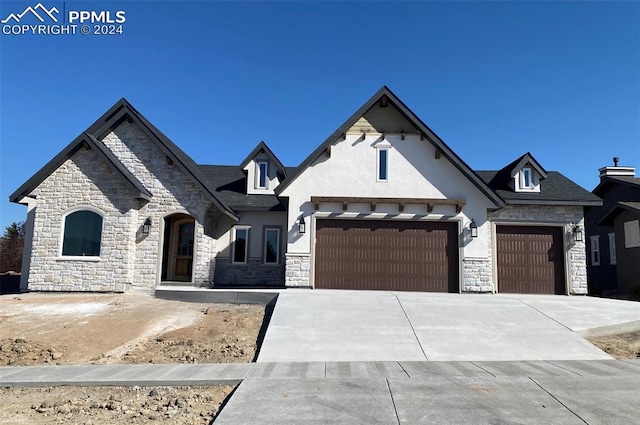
[285,253,311,287]
[489,205,588,294]
[213,257,285,287]
[101,122,219,289]
[463,258,493,292]
[27,147,139,291]
[27,121,221,292]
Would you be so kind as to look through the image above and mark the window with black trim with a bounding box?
[61,210,103,256]
[232,227,249,263]
[256,161,269,189]
[377,148,388,181]
[521,167,533,189]
[263,227,280,264]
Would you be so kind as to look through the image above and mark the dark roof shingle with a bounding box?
[477,170,602,206]
[199,165,291,211]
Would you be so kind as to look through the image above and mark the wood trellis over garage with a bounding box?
[310,197,466,213]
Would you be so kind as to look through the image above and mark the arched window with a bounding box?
[61,210,103,256]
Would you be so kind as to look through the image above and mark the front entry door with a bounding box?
[167,219,194,281]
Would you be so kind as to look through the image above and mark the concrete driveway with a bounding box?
[257,291,640,362]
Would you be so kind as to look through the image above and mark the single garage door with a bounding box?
[314,220,459,292]
[496,225,565,294]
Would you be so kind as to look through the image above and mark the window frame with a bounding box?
[59,206,104,259]
[262,227,281,265]
[590,235,600,266]
[608,232,616,265]
[624,220,640,248]
[255,161,269,189]
[520,167,534,189]
[377,148,389,182]
[231,226,250,264]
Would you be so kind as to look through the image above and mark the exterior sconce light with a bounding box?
[469,219,478,238]
[572,224,583,242]
[298,215,306,234]
[143,218,152,235]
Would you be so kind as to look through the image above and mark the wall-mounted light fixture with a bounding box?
[469,219,478,238]
[572,224,583,242]
[298,215,306,234]
[143,218,152,235]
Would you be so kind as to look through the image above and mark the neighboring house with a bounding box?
[585,161,640,295]
[10,87,601,295]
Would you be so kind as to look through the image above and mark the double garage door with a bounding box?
[314,220,566,295]
[314,220,459,292]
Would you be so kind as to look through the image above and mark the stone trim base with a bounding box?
[285,253,311,288]
[463,258,493,293]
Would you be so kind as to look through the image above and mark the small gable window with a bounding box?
[61,210,103,257]
[232,227,250,264]
[377,148,388,181]
[521,168,533,189]
[256,161,269,189]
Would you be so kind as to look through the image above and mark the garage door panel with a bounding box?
[497,226,565,294]
[315,220,458,292]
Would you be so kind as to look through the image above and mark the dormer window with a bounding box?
[515,166,540,192]
[521,167,533,189]
[256,161,269,189]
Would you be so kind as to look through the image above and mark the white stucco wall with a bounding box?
[279,133,497,288]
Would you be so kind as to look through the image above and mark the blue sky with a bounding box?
[1,1,639,227]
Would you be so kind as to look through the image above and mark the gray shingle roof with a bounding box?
[199,165,294,211]
[477,171,602,206]
[593,175,640,195]
[596,201,640,226]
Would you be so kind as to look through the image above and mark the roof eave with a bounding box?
[508,153,548,180]
[503,199,603,207]
[92,103,239,221]
[276,86,504,208]
[239,141,287,176]
[9,132,153,204]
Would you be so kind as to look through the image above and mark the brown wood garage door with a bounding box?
[314,220,459,292]
[496,226,565,294]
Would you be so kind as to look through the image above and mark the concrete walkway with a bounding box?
[2,360,639,424]
[257,291,640,362]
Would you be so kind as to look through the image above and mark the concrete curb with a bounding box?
[578,319,640,337]
[2,360,640,388]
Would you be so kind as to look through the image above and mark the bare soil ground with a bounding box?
[0,385,234,424]
[0,291,265,423]
[0,291,266,366]
[587,330,640,359]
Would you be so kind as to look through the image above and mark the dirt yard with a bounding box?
[0,291,265,423]
[587,330,640,359]
[0,291,266,366]
[0,385,234,424]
